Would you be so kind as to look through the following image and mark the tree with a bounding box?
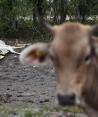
[67,0,98,23]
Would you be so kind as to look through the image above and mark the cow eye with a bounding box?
[84,55,91,63]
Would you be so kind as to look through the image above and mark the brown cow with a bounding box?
[19,22,98,117]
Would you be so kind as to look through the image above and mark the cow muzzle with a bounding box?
[57,93,76,106]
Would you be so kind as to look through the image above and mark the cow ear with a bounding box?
[19,43,50,66]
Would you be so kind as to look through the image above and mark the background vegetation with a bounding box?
[0,0,98,41]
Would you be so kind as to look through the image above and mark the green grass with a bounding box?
[0,105,84,117]
[24,111,33,117]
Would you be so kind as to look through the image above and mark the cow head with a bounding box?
[19,23,98,110]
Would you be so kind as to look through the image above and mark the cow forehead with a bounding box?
[52,23,91,55]
[53,23,90,41]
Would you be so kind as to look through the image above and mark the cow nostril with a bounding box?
[70,94,75,100]
[57,93,75,106]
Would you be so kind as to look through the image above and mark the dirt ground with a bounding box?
[0,41,87,116]
[0,54,56,107]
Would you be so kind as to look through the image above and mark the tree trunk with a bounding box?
[53,0,58,24]
[33,7,37,24]
[60,0,66,23]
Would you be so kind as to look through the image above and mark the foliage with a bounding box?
[0,0,97,40]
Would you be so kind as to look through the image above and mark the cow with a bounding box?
[19,22,98,117]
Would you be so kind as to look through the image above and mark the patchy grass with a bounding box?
[24,111,33,117]
[0,105,84,117]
